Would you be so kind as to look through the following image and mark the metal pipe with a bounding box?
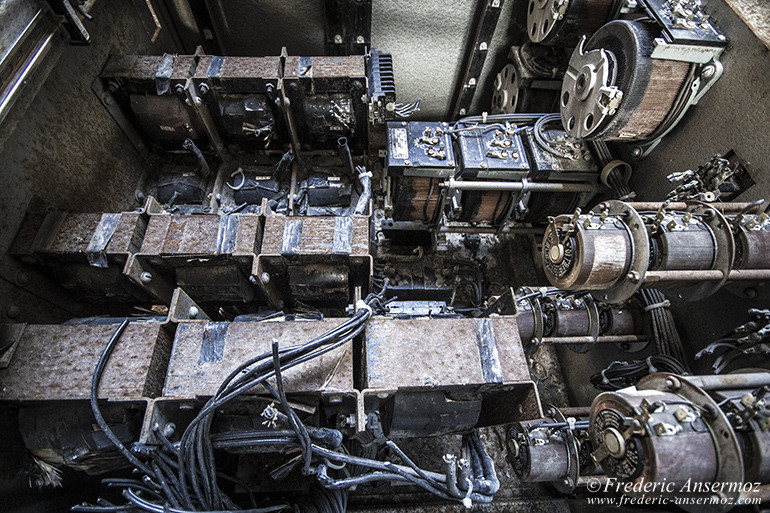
[728,269,770,281]
[0,29,56,127]
[643,269,770,284]
[559,406,591,417]
[643,270,725,283]
[442,178,596,192]
[438,225,544,234]
[627,202,755,213]
[540,335,647,345]
[337,137,355,177]
[685,373,770,391]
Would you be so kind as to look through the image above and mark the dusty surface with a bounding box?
[164,319,354,397]
[724,0,770,49]
[0,321,170,401]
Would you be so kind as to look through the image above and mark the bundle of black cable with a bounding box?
[590,355,688,391]
[638,288,689,369]
[78,284,500,513]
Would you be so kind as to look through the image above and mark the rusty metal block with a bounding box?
[9,210,152,302]
[0,322,172,401]
[100,54,197,93]
[254,215,371,308]
[163,319,355,398]
[128,213,263,303]
[362,317,541,436]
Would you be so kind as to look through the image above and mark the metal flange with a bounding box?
[590,200,649,304]
[561,37,623,139]
[637,373,744,513]
[527,0,568,43]
[491,63,519,113]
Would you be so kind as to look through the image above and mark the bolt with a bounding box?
[188,306,199,319]
[632,147,643,157]
[744,287,758,299]
[16,272,30,286]
[175,84,185,94]
[627,271,641,283]
[717,34,726,41]
[665,376,681,390]
[163,423,176,438]
[479,42,488,51]
[261,272,270,284]
[194,97,202,106]
[199,83,210,95]
[459,108,467,115]
[468,77,477,86]
[6,305,20,319]
[140,272,153,283]
[701,64,716,78]
[334,34,343,44]
[356,35,365,44]
[135,190,146,203]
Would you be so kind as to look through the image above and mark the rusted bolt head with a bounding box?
[666,376,681,390]
[16,272,30,286]
[6,305,20,319]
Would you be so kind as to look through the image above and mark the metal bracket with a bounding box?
[91,78,150,160]
[450,0,505,119]
[324,0,372,55]
[633,57,722,158]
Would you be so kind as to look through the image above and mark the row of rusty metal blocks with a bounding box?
[9,197,371,309]
[0,303,540,455]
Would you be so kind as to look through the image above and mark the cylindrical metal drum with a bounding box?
[560,20,691,141]
[542,214,633,290]
[507,420,572,482]
[527,0,614,46]
[650,218,717,271]
[734,224,770,270]
[591,389,719,487]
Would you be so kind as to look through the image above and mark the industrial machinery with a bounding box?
[383,115,602,236]
[590,372,770,510]
[0,1,766,512]
[542,200,770,302]
[490,45,566,114]
[527,0,626,46]
[560,7,726,153]
[506,407,597,491]
[514,286,646,353]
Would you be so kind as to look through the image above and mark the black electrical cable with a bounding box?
[90,320,156,478]
[82,281,499,511]
[590,355,687,391]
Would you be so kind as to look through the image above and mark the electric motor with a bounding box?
[560,20,691,141]
[491,45,565,114]
[648,212,717,271]
[514,287,644,354]
[527,0,615,46]
[507,409,594,490]
[540,200,770,303]
[542,210,635,291]
[589,372,770,507]
[733,214,770,270]
[590,388,718,487]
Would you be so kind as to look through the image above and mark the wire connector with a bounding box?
[355,300,373,315]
